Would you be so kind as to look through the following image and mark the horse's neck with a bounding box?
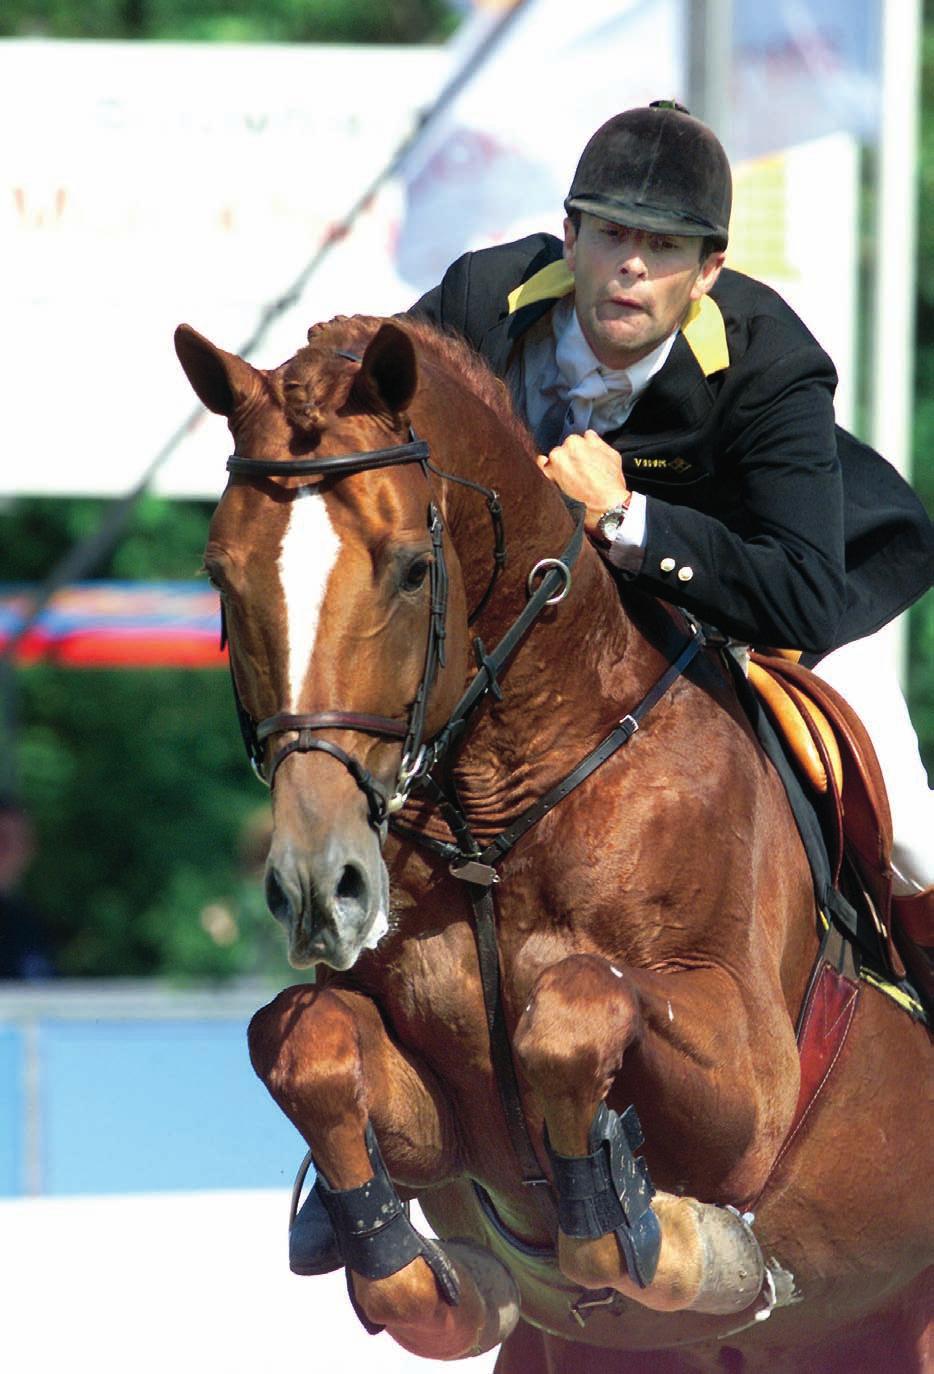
[435,399,651,826]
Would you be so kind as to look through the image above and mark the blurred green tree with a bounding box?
[0,0,456,43]
[2,495,297,979]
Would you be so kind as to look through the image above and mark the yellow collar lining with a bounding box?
[506,262,729,377]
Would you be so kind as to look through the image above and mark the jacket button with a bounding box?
[677,566,694,582]
[660,557,676,573]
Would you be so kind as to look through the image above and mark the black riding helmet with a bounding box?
[565,101,731,249]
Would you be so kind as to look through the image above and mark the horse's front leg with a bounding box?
[248,984,519,1358]
[513,954,772,1315]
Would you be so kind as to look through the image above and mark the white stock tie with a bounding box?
[563,368,608,436]
[551,306,634,440]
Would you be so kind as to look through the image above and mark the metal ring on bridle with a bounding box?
[527,558,572,606]
[385,745,429,816]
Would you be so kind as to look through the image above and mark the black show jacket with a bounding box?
[409,233,934,655]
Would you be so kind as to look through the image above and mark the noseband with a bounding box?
[222,351,508,825]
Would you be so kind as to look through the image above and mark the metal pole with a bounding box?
[686,0,733,145]
[870,0,921,681]
[871,0,920,482]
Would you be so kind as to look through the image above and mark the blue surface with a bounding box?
[0,1017,305,1196]
[0,1027,24,1194]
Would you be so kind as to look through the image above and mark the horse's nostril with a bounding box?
[265,869,293,924]
[336,864,367,911]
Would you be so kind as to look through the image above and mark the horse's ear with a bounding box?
[353,323,418,415]
[174,324,261,417]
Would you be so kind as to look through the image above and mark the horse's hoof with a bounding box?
[684,1200,766,1314]
[289,1184,342,1276]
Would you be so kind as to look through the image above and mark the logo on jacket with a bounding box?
[629,456,698,477]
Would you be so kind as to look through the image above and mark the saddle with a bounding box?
[748,651,929,1002]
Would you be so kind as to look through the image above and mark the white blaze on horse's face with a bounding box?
[277,486,342,710]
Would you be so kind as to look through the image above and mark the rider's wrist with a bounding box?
[595,492,632,547]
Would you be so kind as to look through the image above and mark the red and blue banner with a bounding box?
[0,583,224,668]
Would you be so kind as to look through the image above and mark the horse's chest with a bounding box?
[375,930,493,1066]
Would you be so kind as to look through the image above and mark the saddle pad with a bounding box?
[752,654,894,882]
[747,661,843,795]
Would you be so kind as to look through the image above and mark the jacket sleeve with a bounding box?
[630,342,847,653]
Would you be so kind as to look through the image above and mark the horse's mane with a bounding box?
[304,313,540,464]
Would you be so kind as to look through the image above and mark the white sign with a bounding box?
[0,40,447,500]
[1,20,863,500]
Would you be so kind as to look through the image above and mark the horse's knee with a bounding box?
[247,985,303,1084]
[247,985,365,1128]
[514,954,641,1104]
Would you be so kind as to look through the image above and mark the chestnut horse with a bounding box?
[175,314,932,1372]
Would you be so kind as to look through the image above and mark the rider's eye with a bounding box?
[401,555,431,593]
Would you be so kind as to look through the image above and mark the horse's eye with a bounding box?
[401,555,431,593]
[201,562,225,593]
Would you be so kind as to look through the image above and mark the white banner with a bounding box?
[0,39,447,500]
[2,11,870,500]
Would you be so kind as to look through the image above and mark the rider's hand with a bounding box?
[536,430,631,538]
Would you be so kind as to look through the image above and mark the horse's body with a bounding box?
[176,314,932,1371]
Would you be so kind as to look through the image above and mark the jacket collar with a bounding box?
[497,257,729,376]
[483,257,730,447]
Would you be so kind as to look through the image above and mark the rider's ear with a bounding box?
[353,322,418,415]
[174,324,262,416]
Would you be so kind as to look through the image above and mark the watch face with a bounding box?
[599,508,623,543]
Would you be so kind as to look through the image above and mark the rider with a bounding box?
[409,101,934,931]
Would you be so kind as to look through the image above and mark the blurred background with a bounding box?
[0,0,930,1306]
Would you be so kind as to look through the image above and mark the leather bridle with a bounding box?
[221,351,510,825]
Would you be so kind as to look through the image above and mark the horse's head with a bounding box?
[176,319,472,969]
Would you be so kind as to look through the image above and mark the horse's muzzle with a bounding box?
[265,838,388,970]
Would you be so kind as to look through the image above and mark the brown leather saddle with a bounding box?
[743,652,931,1200]
[748,651,927,996]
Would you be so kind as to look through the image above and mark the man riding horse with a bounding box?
[408,100,934,932]
[174,100,934,1368]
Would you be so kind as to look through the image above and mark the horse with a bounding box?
[175,312,933,1372]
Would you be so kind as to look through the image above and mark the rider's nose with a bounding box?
[619,245,647,278]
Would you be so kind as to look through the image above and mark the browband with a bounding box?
[226,440,430,480]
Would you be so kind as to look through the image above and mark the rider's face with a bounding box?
[563,214,724,369]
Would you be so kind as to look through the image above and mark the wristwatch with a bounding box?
[595,497,631,547]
